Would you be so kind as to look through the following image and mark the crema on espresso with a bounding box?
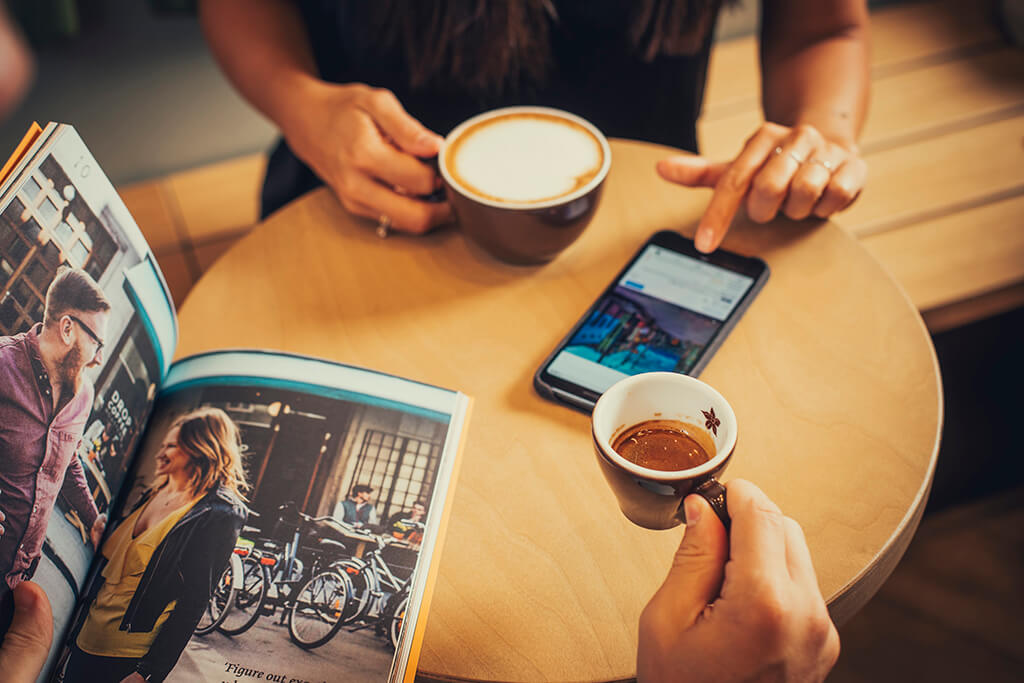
[444,112,605,205]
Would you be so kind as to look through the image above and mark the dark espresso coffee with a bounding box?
[611,419,715,472]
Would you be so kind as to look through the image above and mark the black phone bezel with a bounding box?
[533,230,770,413]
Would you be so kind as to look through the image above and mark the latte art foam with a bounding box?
[446,113,604,204]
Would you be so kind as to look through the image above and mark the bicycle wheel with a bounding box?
[288,570,352,650]
[335,559,372,624]
[218,556,270,636]
[388,595,409,651]
[194,563,235,635]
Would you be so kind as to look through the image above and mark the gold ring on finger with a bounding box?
[375,214,391,239]
[775,146,805,164]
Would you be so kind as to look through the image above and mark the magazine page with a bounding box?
[54,350,470,683]
[0,123,178,679]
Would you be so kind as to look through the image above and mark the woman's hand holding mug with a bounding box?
[283,83,453,234]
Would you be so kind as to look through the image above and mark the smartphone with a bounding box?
[534,230,769,412]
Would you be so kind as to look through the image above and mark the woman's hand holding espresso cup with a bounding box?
[656,121,866,253]
[282,82,453,234]
[638,479,840,683]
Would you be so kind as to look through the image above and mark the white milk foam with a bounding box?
[453,116,602,203]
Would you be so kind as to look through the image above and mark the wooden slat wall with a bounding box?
[700,49,1024,159]
[861,196,1024,324]
[120,0,1024,329]
[704,0,1000,118]
[119,154,265,306]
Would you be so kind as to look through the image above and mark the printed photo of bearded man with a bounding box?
[0,266,111,636]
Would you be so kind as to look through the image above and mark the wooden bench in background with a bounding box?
[121,0,1024,334]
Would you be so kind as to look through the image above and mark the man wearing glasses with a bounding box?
[0,266,110,635]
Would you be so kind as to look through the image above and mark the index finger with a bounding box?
[359,88,443,158]
[695,128,780,253]
[725,479,788,581]
[361,139,440,197]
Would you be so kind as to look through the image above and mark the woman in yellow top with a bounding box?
[65,407,248,683]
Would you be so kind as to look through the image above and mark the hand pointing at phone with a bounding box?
[657,122,867,254]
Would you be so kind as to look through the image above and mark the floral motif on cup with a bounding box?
[701,407,720,436]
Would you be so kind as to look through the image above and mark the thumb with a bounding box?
[0,583,53,683]
[656,155,728,188]
[362,89,443,158]
[654,495,729,627]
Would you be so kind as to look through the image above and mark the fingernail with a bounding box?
[695,227,713,252]
[684,495,703,525]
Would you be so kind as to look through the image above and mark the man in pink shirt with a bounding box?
[0,267,110,635]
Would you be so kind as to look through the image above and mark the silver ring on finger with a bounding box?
[375,214,391,239]
[809,158,835,172]
[774,146,805,165]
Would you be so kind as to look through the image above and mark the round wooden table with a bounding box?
[175,139,942,682]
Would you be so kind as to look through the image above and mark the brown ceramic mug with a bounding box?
[438,106,612,265]
[592,372,736,530]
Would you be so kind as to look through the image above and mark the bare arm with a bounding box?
[198,0,452,233]
[197,0,319,145]
[761,0,870,149]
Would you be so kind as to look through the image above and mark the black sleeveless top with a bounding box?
[262,1,720,217]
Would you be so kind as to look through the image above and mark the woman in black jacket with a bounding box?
[65,407,248,682]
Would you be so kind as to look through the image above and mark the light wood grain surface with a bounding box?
[174,139,942,682]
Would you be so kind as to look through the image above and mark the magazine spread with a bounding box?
[0,124,471,683]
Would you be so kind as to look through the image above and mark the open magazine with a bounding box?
[0,123,471,683]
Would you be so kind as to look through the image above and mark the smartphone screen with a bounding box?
[535,231,768,409]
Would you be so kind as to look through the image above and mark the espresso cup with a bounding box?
[592,372,737,530]
[438,106,612,265]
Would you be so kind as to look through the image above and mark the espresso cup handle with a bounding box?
[692,478,730,531]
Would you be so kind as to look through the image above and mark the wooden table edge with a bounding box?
[823,250,945,625]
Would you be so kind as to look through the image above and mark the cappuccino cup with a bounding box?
[592,372,736,530]
[439,106,611,264]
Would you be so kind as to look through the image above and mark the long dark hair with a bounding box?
[369,0,727,93]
